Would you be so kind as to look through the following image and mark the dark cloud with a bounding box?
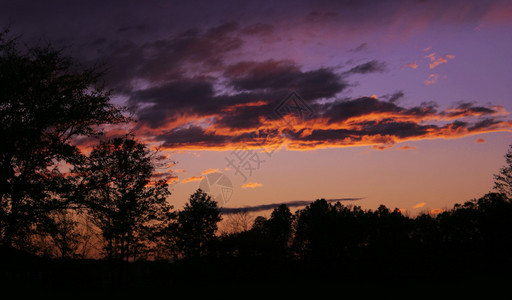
[344,60,387,75]
[135,86,509,150]
[117,24,146,33]
[468,118,502,131]
[287,119,432,145]
[403,102,438,116]
[285,128,355,143]
[159,126,229,148]
[130,79,216,128]
[305,11,340,23]
[225,60,347,100]
[221,198,363,214]
[366,121,433,139]
[215,104,274,130]
[322,97,401,124]
[3,0,500,43]
[241,23,275,36]
[350,42,368,52]
[137,23,242,78]
[91,38,107,46]
[131,80,286,130]
[442,102,497,118]
[88,22,244,91]
[224,59,300,88]
[382,91,404,103]
[3,1,507,151]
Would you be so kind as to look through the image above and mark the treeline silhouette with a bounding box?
[2,31,512,288]
[3,191,512,288]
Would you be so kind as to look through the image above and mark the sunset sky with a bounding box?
[3,0,512,215]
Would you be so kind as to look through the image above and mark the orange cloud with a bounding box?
[397,145,416,150]
[220,100,268,113]
[430,208,445,215]
[141,95,511,152]
[404,62,418,69]
[372,144,394,150]
[413,202,426,209]
[241,182,263,188]
[424,73,440,86]
[166,176,179,184]
[425,53,455,69]
[181,176,204,183]
[475,138,486,144]
[202,168,221,175]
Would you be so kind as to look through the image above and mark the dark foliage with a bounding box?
[0,30,125,249]
[174,189,222,259]
[2,192,512,289]
[76,137,173,261]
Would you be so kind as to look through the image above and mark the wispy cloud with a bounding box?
[413,202,426,209]
[397,145,416,150]
[475,138,486,143]
[202,168,221,175]
[424,73,441,86]
[404,62,418,69]
[430,208,445,215]
[372,144,394,150]
[343,60,387,75]
[167,176,180,184]
[221,198,363,214]
[181,176,204,183]
[425,53,455,69]
[241,182,263,188]
[349,42,368,52]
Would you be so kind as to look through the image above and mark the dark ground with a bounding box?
[2,246,511,292]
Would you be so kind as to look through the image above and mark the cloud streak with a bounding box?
[425,53,455,69]
[424,74,441,86]
[413,202,426,209]
[220,198,363,214]
[397,145,416,150]
[241,182,263,188]
[202,168,222,175]
[181,176,204,183]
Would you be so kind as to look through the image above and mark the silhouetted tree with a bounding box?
[474,193,512,254]
[266,204,293,256]
[436,192,512,255]
[293,199,337,259]
[223,209,253,234]
[176,189,221,259]
[366,206,411,258]
[77,137,173,261]
[252,216,268,231]
[410,213,440,252]
[0,31,125,249]
[494,144,512,199]
[33,209,84,258]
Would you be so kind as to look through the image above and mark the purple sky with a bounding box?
[3,0,512,215]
